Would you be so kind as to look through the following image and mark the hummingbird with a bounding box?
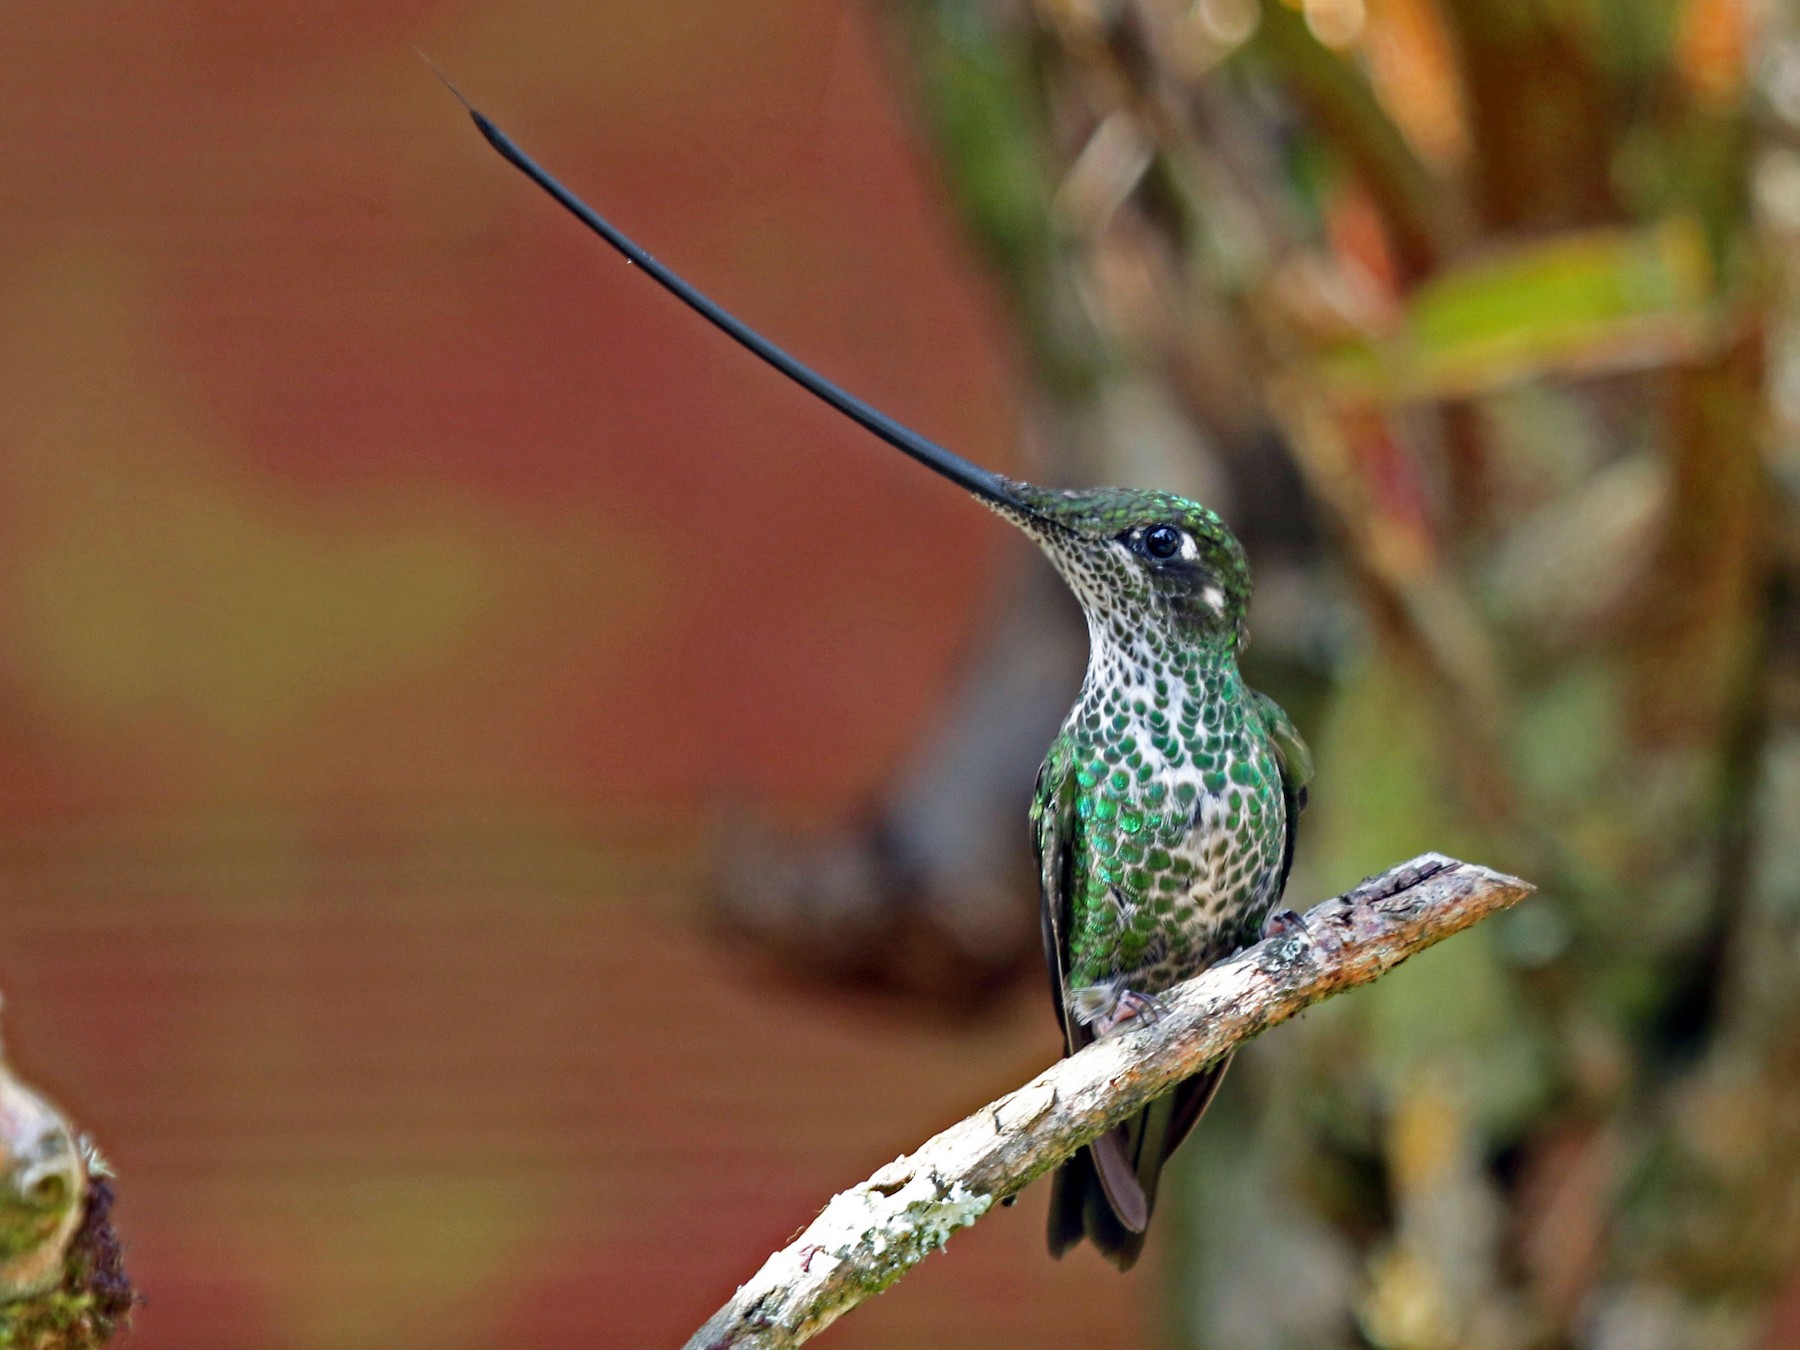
[442,84,1311,1271]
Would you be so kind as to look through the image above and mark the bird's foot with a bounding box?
[1259,907,1311,960]
[1260,908,1306,941]
[1069,983,1171,1039]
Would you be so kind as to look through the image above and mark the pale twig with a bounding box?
[687,853,1534,1350]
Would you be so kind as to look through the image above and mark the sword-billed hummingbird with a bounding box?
[443,87,1311,1271]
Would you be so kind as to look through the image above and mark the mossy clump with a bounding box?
[0,1179,134,1350]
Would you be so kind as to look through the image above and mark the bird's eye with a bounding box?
[1143,525,1184,560]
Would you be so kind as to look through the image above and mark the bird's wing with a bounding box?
[1250,687,1313,798]
[1250,687,1312,900]
[1038,736,1164,1265]
[1031,739,1081,1054]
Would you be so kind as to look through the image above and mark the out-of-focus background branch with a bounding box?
[1,2,1796,1347]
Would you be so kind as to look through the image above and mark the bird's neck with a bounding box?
[1076,613,1238,721]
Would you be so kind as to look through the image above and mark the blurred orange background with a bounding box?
[0,4,1135,1345]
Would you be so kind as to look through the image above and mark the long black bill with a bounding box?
[437,76,1026,512]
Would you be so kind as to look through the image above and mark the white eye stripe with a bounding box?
[1177,532,1199,562]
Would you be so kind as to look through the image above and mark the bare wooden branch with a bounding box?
[686,853,1534,1350]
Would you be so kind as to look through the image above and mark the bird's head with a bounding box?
[990,482,1252,651]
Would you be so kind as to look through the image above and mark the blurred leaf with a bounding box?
[1309,219,1717,403]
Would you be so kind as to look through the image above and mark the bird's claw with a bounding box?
[1072,984,1171,1039]
[1260,908,1306,942]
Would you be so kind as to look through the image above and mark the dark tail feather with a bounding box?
[1161,1050,1234,1162]
[1046,1053,1234,1271]
[1047,1140,1148,1268]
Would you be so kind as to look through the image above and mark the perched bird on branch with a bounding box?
[1021,488,1310,1268]
[438,72,1309,1270]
